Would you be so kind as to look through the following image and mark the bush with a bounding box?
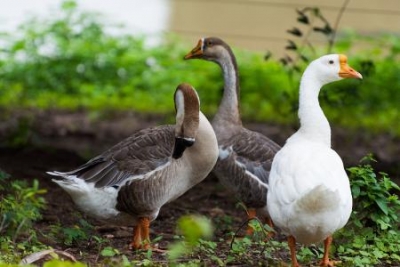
[333,155,400,266]
[0,1,399,137]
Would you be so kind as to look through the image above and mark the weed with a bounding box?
[0,170,48,263]
[48,218,95,246]
[333,155,400,266]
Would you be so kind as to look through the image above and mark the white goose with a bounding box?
[266,54,362,267]
[185,37,280,234]
[48,83,219,250]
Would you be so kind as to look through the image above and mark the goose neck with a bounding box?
[213,51,241,126]
[184,113,218,171]
[297,70,331,146]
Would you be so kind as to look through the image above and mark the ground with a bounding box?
[0,110,399,266]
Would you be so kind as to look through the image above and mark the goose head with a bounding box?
[306,54,363,85]
[184,37,232,64]
[172,83,200,159]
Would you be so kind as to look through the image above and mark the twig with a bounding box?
[329,0,351,53]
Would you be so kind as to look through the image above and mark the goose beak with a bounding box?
[184,39,203,60]
[338,54,363,79]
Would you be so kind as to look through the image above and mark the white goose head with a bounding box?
[172,83,200,159]
[304,54,362,86]
[296,54,362,145]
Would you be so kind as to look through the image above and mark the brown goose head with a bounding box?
[184,37,235,64]
[172,83,200,159]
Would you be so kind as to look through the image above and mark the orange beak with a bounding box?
[338,54,363,79]
[184,39,203,60]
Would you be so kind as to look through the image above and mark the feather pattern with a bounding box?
[56,125,175,188]
[48,84,219,231]
[266,54,361,266]
[214,127,278,208]
[185,37,280,217]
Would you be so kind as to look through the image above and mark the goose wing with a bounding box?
[54,125,175,188]
[221,128,280,184]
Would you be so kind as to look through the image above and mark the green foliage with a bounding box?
[0,171,48,263]
[42,259,86,267]
[0,173,47,238]
[168,214,213,261]
[333,155,400,266]
[100,246,120,257]
[0,1,399,136]
[348,154,400,230]
[48,218,94,246]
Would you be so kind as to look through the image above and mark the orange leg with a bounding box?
[129,223,142,250]
[140,217,151,250]
[245,208,257,235]
[129,217,166,253]
[319,236,338,267]
[288,235,300,267]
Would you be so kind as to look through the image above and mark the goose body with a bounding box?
[48,83,219,249]
[185,37,280,230]
[266,54,362,267]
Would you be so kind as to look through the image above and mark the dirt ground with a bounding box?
[1,110,399,266]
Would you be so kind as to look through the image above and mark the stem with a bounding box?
[328,0,351,53]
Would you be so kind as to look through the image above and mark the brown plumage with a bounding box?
[185,37,281,234]
[48,83,219,250]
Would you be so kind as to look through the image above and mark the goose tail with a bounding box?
[296,184,339,214]
[47,171,89,196]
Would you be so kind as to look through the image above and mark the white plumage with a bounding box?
[266,54,362,267]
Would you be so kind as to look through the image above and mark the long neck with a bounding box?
[183,112,218,175]
[212,50,242,126]
[297,69,331,146]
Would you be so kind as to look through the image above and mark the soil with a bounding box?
[0,109,399,266]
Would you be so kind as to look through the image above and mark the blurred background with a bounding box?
[1,0,399,54]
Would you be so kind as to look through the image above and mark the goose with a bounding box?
[266,54,362,267]
[47,83,219,250]
[184,37,280,234]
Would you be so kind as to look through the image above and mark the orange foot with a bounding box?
[128,217,167,253]
[319,236,340,266]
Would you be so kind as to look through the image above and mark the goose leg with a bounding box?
[140,217,151,249]
[139,217,166,253]
[245,208,257,235]
[288,235,300,267]
[319,236,338,267]
[129,223,142,250]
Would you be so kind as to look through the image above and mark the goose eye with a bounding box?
[207,41,212,46]
[328,60,334,64]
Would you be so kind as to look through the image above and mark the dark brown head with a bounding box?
[172,83,200,159]
[184,37,235,63]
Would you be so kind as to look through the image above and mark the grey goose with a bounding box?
[48,83,219,250]
[184,37,280,235]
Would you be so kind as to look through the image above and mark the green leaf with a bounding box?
[375,199,389,215]
[100,246,118,257]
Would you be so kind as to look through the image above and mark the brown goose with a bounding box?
[184,37,280,234]
[48,83,219,250]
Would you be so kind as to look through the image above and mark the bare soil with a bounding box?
[1,109,399,266]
